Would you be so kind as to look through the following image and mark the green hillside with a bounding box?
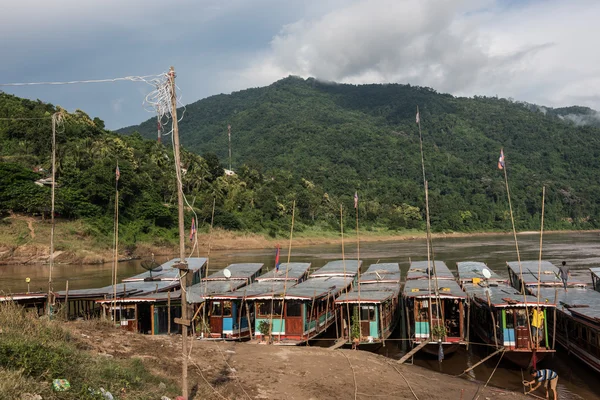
[119,76,600,231]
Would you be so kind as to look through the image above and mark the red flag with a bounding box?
[115,165,120,181]
[498,149,505,170]
[354,192,358,209]
[275,245,281,272]
[189,217,196,242]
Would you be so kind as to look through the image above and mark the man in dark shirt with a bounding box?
[559,261,570,292]
[525,368,558,400]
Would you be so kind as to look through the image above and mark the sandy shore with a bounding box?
[69,321,529,400]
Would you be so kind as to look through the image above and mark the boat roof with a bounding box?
[456,261,503,283]
[591,267,600,281]
[336,282,400,304]
[97,289,182,304]
[403,278,466,299]
[211,281,290,300]
[462,281,554,308]
[122,257,207,282]
[507,260,587,287]
[0,292,47,302]
[309,260,361,278]
[57,280,179,299]
[406,260,454,280]
[359,263,401,284]
[255,263,311,282]
[283,276,355,300]
[532,287,600,324]
[203,263,263,281]
[186,280,250,303]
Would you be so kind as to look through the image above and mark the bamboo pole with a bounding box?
[486,291,499,349]
[64,280,69,320]
[112,162,119,324]
[340,205,352,341]
[278,200,296,342]
[168,290,171,335]
[379,303,386,347]
[47,113,57,317]
[535,186,546,350]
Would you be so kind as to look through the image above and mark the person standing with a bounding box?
[525,368,558,400]
[531,307,545,343]
[559,261,570,292]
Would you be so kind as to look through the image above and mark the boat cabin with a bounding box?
[335,263,401,345]
[0,292,47,316]
[205,262,311,340]
[591,268,600,292]
[188,263,263,339]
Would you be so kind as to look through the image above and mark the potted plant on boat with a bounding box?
[258,320,272,344]
[431,324,446,341]
[351,308,361,349]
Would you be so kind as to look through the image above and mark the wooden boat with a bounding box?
[0,292,47,315]
[62,257,207,323]
[457,261,555,368]
[506,260,587,292]
[402,260,467,356]
[204,262,311,340]
[253,260,361,345]
[534,285,600,374]
[187,263,263,338]
[335,263,401,347]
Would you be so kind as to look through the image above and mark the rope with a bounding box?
[473,350,505,400]
[189,357,228,400]
[392,365,419,400]
[340,351,358,400]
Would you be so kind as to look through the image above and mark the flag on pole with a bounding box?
[498,149,505,170]
[189,217,196,242]
[416,110,420,124]
[228,124,231,140]
[275,245,281,272]
[115,165,120,181]
[354,192,359,209]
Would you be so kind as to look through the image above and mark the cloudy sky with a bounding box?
[1,0,598,129]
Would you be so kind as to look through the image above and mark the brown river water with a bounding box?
[1,231,600,399]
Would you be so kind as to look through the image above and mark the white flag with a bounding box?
[416,111,420,124]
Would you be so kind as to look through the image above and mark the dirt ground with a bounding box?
[68,322,528,400]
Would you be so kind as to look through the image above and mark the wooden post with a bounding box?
[466,301,470,350]
[64,280,69,320]
[168,290,171,335]
[169,66,189,399]
[245,301,253,340]
[151,304,155,335]
[486,291,499,349]
[48,113,58,317]
[379,303,386,347]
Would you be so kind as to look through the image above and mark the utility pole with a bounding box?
[227,123,232,171]
[169,66,190,399]
[48,113,57,317]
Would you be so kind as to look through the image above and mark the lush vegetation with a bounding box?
[120,76,600,232]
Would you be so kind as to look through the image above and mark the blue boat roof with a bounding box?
[186,280,250,303]
[532,287,600,324]
[255,263,311,282]
[284,276,355,300]
[212,281,291,300]
[204,263,263,281]
[403,278,466,299]
[359,263,401,284]
[309,260,361,278]
[406,260,454,280]
[456,261,503,283]
[122,257,207,282]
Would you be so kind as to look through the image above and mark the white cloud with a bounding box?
[229,0,600,111]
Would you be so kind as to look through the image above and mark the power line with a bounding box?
[0,74,165,87]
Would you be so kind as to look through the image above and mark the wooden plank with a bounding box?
[175,317,191,326]
[458,347,504,375]
[329,338,347,350]
[397,340,429,364]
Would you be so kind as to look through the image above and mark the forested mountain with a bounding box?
[119,76,600,232]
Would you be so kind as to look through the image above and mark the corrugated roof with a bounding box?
[255,263,311,282]
[462,282,553,308]
[0,292,47,302]
[122,257,207,282]
[97,289,182,304]
[204,263,263,281]
[532,287,600,324]
[359,263,401,284]
[284,276,354,300]
[336,282,400,303]
[187,280,249,303]
[211,281,289,300]
[506,261,560,286]
[59,280,179,299]
[403,278,466,299]
[456,261,503,283]
[309,260,361,278]
[406,260,454,280]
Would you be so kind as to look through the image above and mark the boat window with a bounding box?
[360,306,375,321]
[257,301,271,317]
[223,301,232,317]
[505,310,515,329]
[286,302,302,317]
[211,301,222,316]
[272,300,283,317]
[516,309,527,327]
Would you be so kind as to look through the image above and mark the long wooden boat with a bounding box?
[506,260,587,292]
[534,286,600,374]
[335,263,401,347]
[457,261,555,368]
[402,260,467,356]
[252,259,361,345]
[56,257,207,322]
[203,262,311,340]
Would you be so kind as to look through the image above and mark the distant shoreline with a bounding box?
[1,214,597,266]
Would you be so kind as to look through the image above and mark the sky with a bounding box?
[1,0,598,129]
